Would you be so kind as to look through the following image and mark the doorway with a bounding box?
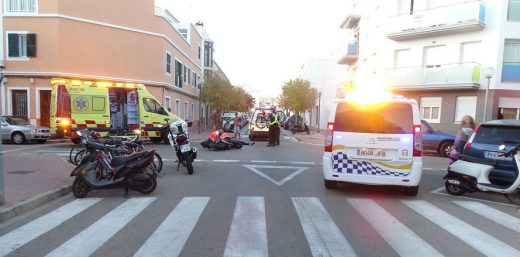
[11,90,28,119]
[39,90,51,127]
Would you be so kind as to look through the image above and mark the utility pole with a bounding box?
[0,65,5,205]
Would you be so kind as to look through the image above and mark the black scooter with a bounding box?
[70,130,158,198]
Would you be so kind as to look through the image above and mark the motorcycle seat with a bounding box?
[111,151,148,166]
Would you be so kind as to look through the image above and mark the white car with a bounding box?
[322,95,423,195]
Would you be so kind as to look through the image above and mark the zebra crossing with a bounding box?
[0,196,519,257]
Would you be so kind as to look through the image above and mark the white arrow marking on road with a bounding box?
[243,165,308,186]
[453,201,520,234]
[0,198,102,257]
[224,197,268,257]
[292,197,357,257]
[46,197,156,257]
[402,200,520,257]
[133,197,210,257]
[347,198,443,257]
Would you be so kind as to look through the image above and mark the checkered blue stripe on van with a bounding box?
[332,152,410,177]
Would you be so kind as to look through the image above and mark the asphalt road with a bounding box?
[1,131,520,257]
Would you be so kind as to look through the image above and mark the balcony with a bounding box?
[340,14,361,29]
[385,63,481,90]
[337,42,359,65]
[386,0,485,41]
[502,62,520,82]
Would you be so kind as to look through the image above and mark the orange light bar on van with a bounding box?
[83,81,94,86]
[115,83,124,87]
[71,80,82,86]
[125,83,136,88]
[52,79,68,84]
[96,82,112,87]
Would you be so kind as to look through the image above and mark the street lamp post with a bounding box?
[482,67,495,123]
[0,65,5,205]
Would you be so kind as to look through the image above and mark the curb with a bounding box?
[0,185,71,223]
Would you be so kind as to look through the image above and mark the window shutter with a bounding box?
[8,34,19,57]
[26,33,37,57]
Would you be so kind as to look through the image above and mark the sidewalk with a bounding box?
[0,152,72,222]
[289,130,325,145]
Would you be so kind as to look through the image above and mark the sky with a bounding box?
[156,0,350,97]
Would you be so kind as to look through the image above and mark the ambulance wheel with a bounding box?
[324,179,337,189]
[149,137,162,143]
[404,186,419,196]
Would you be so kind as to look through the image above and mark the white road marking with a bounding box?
[0,198,102,257]
[430,186,520,208]
[224,197,268,257]
[454,201,520,234]
[133,197,210,257]
[292,197,357,257]
[0,143,69,154]
[251,160,277,163]
[243,165,308,186]
[290,161,316,165]
[347,198,443,257]
[213,160,240,163]
[402,200,520,257]
[46,197,156,257]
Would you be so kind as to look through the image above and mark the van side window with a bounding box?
[143,98,168,115]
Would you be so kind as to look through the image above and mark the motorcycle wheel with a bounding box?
[153,152,163,173]
[445,177,466,196]
[72,177,90,198]
[183,152,194,175]
[138,174,157,194]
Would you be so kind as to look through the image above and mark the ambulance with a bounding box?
[50,78,181,143]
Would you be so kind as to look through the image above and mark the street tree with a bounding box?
[279,78,318,118]
[201,75,255,112]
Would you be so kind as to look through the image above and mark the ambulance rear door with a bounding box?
[69,86,110,135]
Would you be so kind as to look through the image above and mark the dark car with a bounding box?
[421,120,456,157]
[461,119,520,186]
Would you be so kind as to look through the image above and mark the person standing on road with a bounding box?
[267,113,279,147]
[449,115,476,163]
[212,110,220,130]
[233,112,241,139]
[274,114,281,145]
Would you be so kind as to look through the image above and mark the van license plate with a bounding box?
[357,148,387,158]
[180,144,191,153]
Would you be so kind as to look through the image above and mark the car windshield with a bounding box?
[3,116,29,125]
[473,126,520,145]
[335,102,413,134]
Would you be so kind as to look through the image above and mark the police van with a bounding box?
[322,93,423,195]
[50,78,181,143]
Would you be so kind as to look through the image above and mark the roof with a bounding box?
[483,119,520,126]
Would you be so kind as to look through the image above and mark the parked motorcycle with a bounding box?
[70,129,158,198]
[444,142,520,199]
[164,118,197,175]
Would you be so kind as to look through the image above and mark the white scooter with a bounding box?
[444,143,520,198]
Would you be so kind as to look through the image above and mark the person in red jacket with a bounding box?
[201,129,255,150]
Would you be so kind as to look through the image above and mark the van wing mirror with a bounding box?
[164,118,171,122]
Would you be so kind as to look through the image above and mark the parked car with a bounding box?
[1,116,51,144]
[461,119,520,186]
[421,120,455,157]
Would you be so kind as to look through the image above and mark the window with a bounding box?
[502,40,520,82]
[192,71,197,87]
[187,67,191,84]
[204,41,214,67]
[143,98,167,115]
[198,46,201,60]
[184,102,188,119]
[197,75,201,88]
[178,28,188,40]
[454,96,477,123]
[166,52,171,74]
[460,41,481,64]
[423,45,445,66]
[7,33,36,58]
[11,90,28,118]
[5,0,37,14]
[420,97,442,123]
[175,100,180,116]
[184,65,188,83]
[92,97,106,112]
[164,97,171,112]
[498,97,520,119]
[192,103,195,120]
[175,60,183,87]
[394,49,412,68]
[508,0,520,21]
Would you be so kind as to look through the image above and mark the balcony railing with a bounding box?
[502,62,520,82]
[337,42,359,65]
[385,63,481,90]
[386,0,485,41]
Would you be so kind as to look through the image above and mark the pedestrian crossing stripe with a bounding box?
[0,197,519,257]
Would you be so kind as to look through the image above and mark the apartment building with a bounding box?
[0,0,222,128]
[339,0,520,132]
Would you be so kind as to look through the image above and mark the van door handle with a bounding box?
[102,115,109,117]
[144,115,150,118]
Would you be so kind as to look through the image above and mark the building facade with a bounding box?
[0,0,224,129]
[339,0,520,133]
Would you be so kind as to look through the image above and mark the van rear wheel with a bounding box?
[404,186,419,196]
[324,180,337,189]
